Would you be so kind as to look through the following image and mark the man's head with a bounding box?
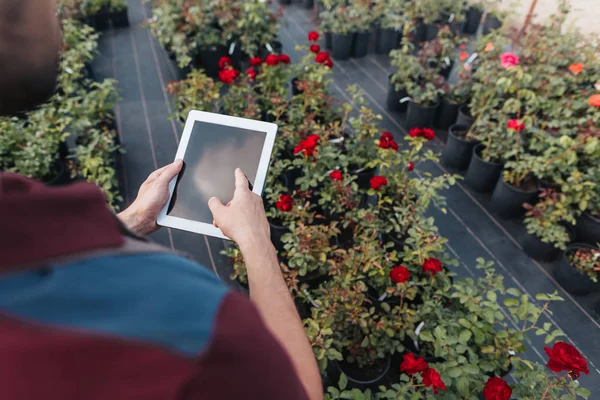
[0,0,61,116]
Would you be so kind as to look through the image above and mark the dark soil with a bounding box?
[511,175,538,192]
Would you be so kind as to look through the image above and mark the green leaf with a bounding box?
[463,364,480,375]
[459,330,472,344]
[339,373,348,391]
[351,389,365,400]
[381,302,390,312]
[536,293,550,301]
[507,288,521,297]
[419,331,434,342]
[361,336,370,347]
[456,376,470,397]
[503,298,520,307]
[447,366,463,378]
[487,291,497,302]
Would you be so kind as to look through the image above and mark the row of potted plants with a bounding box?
[0,17,123,207]
[162,28,593,398]
[315,0,507,60]
[436,5,600,287]
[146,0,282,78]
[58,0,129,30]
[373,0,600,294]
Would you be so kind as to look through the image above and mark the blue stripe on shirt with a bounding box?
[0,253,228,357]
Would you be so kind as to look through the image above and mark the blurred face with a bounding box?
[0,0,61,116]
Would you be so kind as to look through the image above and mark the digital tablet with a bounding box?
[157,111,277,240]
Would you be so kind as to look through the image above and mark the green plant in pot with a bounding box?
[373,0,408,54]
[221,244,248,287]
[165,69,222,123]
[233,0,280,58]
[327,0,377,60]
[281,221,339,279]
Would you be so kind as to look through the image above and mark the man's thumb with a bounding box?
[208,197,225,216]
[157,159,183,185]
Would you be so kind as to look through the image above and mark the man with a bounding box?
[0,0,322,399]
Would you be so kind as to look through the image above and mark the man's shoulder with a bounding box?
[0,252,229,357]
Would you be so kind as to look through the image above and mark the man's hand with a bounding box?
[118,160,183,236]
[208,168,270,248]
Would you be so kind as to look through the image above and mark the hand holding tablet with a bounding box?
[157,111,277,240]
[207,169,271,246]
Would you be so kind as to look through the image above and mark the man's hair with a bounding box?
[0,0,60,116]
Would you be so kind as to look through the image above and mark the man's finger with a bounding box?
[208,197,226,217]
[156,159,183,186]
[234,168,249,191]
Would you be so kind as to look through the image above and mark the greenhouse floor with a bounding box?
[92,0,600,392]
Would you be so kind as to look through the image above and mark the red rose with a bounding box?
[370,176,388,190]
[422,257,443,275]
[500,52,519,69]
[279,54,291,64]
[483,377,512,400]
[246,68,256,80]
[400,353,429,375]
[421,128,435,140]
[310,44,321,53]
[544,341,590,379]
[507,119,525,132]
[218,56,232,69]
[329,170,343,181]
[315,51,330,63]
[324,58,333,68]
[275,194,293,212]
[294,135,320,157]
[421,368,446,395]
[265,54,279,66]
[250,56,262,66]
[379,132,399,151]
[409,127,421,138]
[407,162,415,171]
[390,266,410,283]
[218,68,238,84]
[308,31,319,42]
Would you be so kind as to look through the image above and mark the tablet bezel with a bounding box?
[156,110,277,240]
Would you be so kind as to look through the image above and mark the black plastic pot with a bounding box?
[325,31,332,50]
[352,31,371,58]
[456,105,475,127]
[463,6,483,34]
[375,27,400,54]
[197,46,228,78]
[352,167,376,190]
[406,100,440,130]
[279,0,292,4]
[298,269,329,290]
[442,125,480,170]
[523,228,573,262]
[333,356,391,390]
[303,0,314,8]
[111,8,129,28]
[259,40,283,59]
[386,74,408,113]
[86,10,110,31]
[290,77,303,96]
[269,220,290,251]
[436,99,461,130]
[332,33,354,60]
[574,212,600,245]
[425,23,439,41]
[440,60,454,79]
[465,143,503,192]
[553,243,599,295]
[44,160,71,187]
[482,14,502,35]
[490,176,540,219]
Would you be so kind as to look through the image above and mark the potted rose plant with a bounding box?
[553,243,599,295]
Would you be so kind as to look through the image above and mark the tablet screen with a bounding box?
[167,121,267,224]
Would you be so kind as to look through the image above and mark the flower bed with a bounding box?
[0,16,123,207]
[162,21,593,396]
